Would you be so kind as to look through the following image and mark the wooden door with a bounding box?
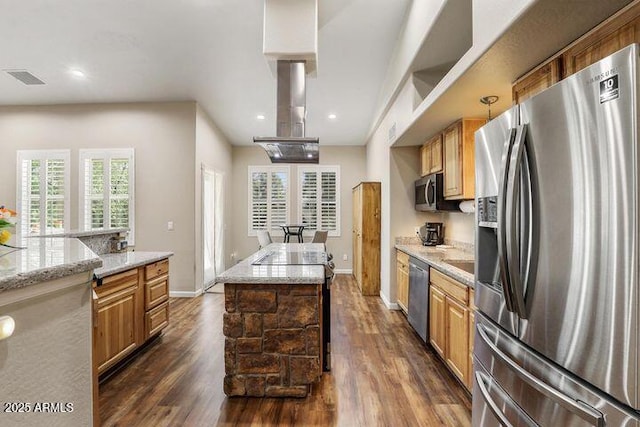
[94,269,140,373]
[430,135,443,174]
[445,296,469,385]
[562,2,640,78]
[396,251,409,313]
[443,122,462,198]
[420,143,431,177]
[429,286,446,358]
[512,59,562,104]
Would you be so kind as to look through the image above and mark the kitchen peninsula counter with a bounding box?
[0,237,102,292]
[216,243,326,398]
[94,251,174,279]
[395,244,474,287]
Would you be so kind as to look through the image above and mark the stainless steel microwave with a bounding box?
[415,173,459,212]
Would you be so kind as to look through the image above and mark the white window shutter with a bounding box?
[248,166,290,236]
[297,166,340,237]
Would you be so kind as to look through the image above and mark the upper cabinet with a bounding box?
[513,1,640,104]
[443,118,485,200]
[420,134,443,177]
[512,59,562,105]
[562,2,640,77]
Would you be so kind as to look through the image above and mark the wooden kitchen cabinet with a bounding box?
[352,182,381,295]
[420,133,443,176]
[562,1,640,77]
[93,257,171,376]
[443,118,485,200]
[512,58,562,104]
[396,250,410,313]
[468,305,476,390]
[445,297,469,384]
[94,268,142,374]
[429,285,446,358]
[430,268,474,390]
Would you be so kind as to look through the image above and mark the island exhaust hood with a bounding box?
[254,60,319,164]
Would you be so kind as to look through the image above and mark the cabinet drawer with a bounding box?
[146,301,169,339]
[96,268,138,300]
[430,268,468,305]
[145,275,169,310]
[145,259,169,280]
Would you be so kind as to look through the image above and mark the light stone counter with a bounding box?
[94,251,174,279]
[216,243,326,284]
[0,237,102,292]
[395,244,474,287]
[32,227,129,238]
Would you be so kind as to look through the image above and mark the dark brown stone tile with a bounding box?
[265,385,308,398]
[224,338,236,374]
[278,296,318,328]
[238,290,277,313]
[290,356,320,385]
[224,285,236,312]
[223,375,246,396]
[237,337,262,354]
[237,354,280,374]
[305,326,320,355]
[263,329,306,354]
[223,313,243,338]
[245,376,266,397]
[244,313,263,337]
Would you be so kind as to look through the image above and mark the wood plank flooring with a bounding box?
[99,275,471,426]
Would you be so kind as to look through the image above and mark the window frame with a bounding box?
[297,165,341,237]
[247,165,290,237]
[78,148,135,245]
[16,149,71,237]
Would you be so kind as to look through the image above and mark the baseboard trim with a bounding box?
[380,291,400,310]
[333,268,352,274]
[170,289,203,298]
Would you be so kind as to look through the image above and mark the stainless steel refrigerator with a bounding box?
[473,44,640,426]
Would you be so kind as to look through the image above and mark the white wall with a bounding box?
[365,0,536,308]
[231,145,366,271]
[0,102,206,294]
[194,104,233,294]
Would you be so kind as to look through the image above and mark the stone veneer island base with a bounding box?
[223,282,322,397]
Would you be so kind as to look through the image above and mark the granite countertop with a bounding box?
[395,244,475,287]
[94,251,174,279]
[0,237,103,292]
[32,227,129,238]
[216,243,326,284]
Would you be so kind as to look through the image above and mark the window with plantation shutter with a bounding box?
[16,150,70,236]
[248,166,290,236]
[79,149,135,244]
[298,166,340,237]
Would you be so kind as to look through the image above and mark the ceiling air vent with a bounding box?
[5,70,45,85]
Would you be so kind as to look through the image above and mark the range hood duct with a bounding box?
[254,60,319,164]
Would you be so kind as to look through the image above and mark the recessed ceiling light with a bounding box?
[274,153,281,158]
[69,69,86,78]
[256,114,265,120]
[307,153,313,158]
[328,113,337,120]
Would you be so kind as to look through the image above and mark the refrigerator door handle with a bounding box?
[506,124,529,318]
[477,324,605,427]
[497,127,518,312]
[475,370,539,427]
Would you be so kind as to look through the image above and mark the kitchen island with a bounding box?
[0,237,102,427]
[216,243,326,398]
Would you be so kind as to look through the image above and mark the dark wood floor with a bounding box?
[99,275,471,426]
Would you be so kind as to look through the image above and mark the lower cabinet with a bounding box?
[93,258,170,375]
[396,250,410,313]
[429,268,474,390]
[94,268,142,373]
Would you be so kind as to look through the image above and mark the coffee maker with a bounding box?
[419,222,444,246]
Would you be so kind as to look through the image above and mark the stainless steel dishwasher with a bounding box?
[408,257,429,343]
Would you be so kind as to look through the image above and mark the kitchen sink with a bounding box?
[443,260,475,274]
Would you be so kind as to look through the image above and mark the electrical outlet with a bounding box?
[167,221,174,231]
[342,254,348,261]
[414,226,420,235]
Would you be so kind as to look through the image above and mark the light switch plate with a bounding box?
[167,221,174,231]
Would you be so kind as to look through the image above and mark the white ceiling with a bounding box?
[0,0,411,146]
